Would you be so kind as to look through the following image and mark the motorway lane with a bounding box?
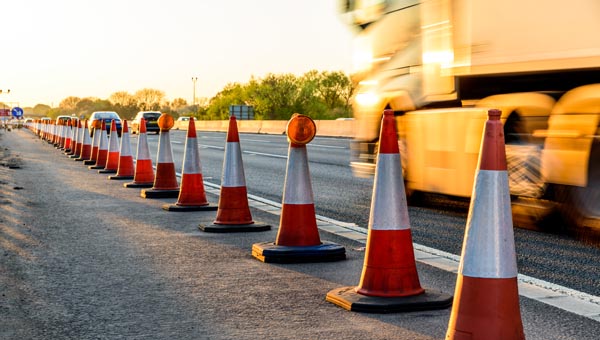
[133,130,600,298]
[5,128,600,339]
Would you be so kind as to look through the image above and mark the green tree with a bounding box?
[32,104,51,116]
[58,96,81,115]
[206,82,247,120]
[134,88,165,111]
[109,91,138,119]
[246,74,300,120]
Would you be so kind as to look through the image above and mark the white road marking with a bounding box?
[308,144,346,149]
[243,151,287,159]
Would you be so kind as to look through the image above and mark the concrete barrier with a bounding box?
[314,120,356,138]
[191,119,355,137]
[258,120,287,135]
[237,120,262,134]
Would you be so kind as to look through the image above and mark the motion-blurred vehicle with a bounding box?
[131,111,161,134]
[89,111,122,137]
[338,0,600,230]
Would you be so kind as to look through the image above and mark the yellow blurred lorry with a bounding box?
[339,0,599,229]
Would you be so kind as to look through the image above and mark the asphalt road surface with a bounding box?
[1,127,599,339]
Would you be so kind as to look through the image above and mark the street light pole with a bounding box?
[191,77,198,106]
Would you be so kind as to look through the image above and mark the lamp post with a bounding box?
[191,77,198,106]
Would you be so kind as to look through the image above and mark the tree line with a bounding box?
[22,70,354,121]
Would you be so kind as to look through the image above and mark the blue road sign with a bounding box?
[11,107,24,118]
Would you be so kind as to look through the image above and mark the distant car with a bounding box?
[131,111,161,134]
[89,111,122,137]
[175,116,191,130]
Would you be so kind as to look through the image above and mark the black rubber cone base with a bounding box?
[69,154,80,159]
[98,169,117,174]
[141,188,180,198]
[83,159,96,165]
[108,175,134,180]
[88,165,105,170]
[123,182,153,188]
[325,286,452,313]
[252,241,346,263]
[199,222,271,233]
[162,203,218,212]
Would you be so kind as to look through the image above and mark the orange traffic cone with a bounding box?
[200,116,270,232]
[252,114,345,263]
[446,109,525,339]
[141,113,180,198]
[76,120,92,162]
[69,120,83,159]
[55,121,64,148]
[163,117,217,211]
[67,119,79,156]
[124,118,154,188]
[89,120,109,170]
[109,120,135,180]
[63,120,72,152]
[99,120,120,174]
[83,120,102,165]
[326,109,452,313]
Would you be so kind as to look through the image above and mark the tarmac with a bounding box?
[1,128,599,340]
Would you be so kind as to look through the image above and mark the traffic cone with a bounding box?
[124,118,154,188]
[141,113,180,198]
[445,109,525,339]
[83,120,102,165]
[69,120,83,158]
[326,109,452,313]
[109,120,135,180]
[54,121,62,147]
[76,120,93,162]
[200,116,270,231]
[163,117,217,211]
[252,114,345,263]
[89,120,109,170]
[63,120,72,152]
[98,120,120,174]
[66,119,79,156]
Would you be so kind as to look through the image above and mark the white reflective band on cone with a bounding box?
[120,132,132,156]
[222,142,246,187]
[100,130,108,149]
[156,132,174,163]
[369,153,411,230]
[182,136,201,174]
[459,170,518,278]
[92,131,100,148]
[282,146,314,205]
[137,133,151,160]
[108,129,119,151]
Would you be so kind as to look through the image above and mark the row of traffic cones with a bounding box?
[27,108,524,339]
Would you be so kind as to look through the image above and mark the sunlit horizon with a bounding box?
[1,0,353,108]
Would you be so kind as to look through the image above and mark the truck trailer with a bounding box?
[339,0,599,230]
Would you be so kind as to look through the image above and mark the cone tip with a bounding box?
[187,117,197,138]
[488,109,501,120]
[378,109,399,154]
[122,120,129,133]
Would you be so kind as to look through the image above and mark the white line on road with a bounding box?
[243,151,287,159]
[308,144,346,149]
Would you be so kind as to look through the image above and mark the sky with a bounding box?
[1,0,354,108]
